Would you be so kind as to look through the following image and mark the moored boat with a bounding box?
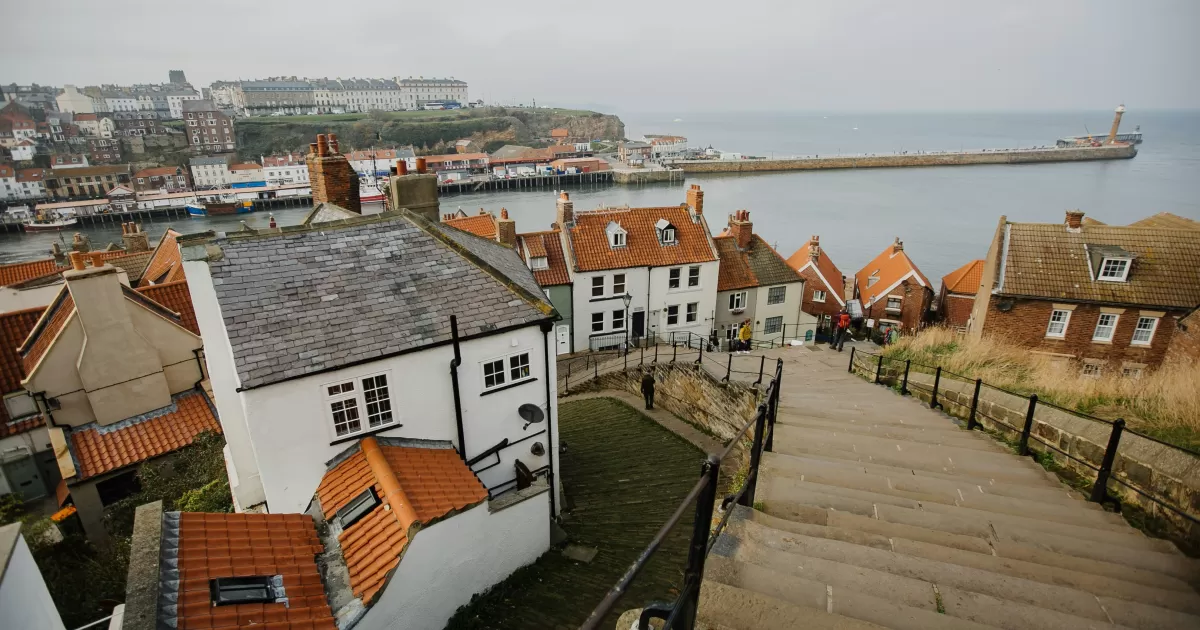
[187,200,252,216]
[23,216,79,232]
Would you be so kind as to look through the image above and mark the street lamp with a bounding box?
[622,293,633,352]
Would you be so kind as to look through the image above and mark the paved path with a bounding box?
[691,345,1200,629]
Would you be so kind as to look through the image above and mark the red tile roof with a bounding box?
[0,164,13,178]
[0,258,61,287]
[137,280,199,334]
[854,239,932,306]
[566,205,716,272]
[343,149,400,162]
[517,230,571,287]
[15,168,45,183]
[172,512,335,629]
[315,438,487,604]
[263,154,306,167]
[69,390,221,480]
[19,288,74,375]
[140,229,184,286]
[229,163,263,171]
[786,236,846,306]
[422,152,488,164]
[134,166,184,178]
[443,212,497,240]
[0,307,45,437]
[942,259,984,296]
[74,113,98,122]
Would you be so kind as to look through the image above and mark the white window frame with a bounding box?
[609,230,626,248]
[660,226,676,244]
[886,296,902,311]
[322,371,395,439]
[481,350,535,392]
[591,312,604,332]
[1046,309,1071,338]
[764,316,783,335]
[591,276,604,298]
[613,273,626,296]
[686,302,698,323]
[530,256,549,271]
[729,291,747,311]
[1092,313,1119,343]
[812,289,827,303]
[1081,362,1102,378]
[666,304,680,326]
[612,309,625,330]
[1097,257,1130,282]
[766,286,786,305]
[687,265,700,288]
[668,267,681,289]
[1131,316,1159,346]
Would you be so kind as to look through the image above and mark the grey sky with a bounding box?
[2,0,1197,112]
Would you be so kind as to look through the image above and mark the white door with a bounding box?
[556,325,571,355]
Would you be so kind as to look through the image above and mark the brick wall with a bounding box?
[306,134,360,213]
[939,288,974,328]
[797,265,841,321]
[981,296,1181,369]
[1164,309,1199,367]
[867,279,931,333]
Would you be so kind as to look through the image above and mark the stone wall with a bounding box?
[611,169,686,185]
[673,144,1136,174]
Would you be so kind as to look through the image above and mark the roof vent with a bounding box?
[336,487,380,530]
[210,575,284,606]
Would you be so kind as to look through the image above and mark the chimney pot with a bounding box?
[396,160,408,175]
[69,251,86,271]
[416,157,427,174]
[892,237,904,253]
[316,134,328,157]
[88,252,105,267]
[1065,210,1085,230]
[560,192,569,200]
[309,142,318,156]
[328,133,339,153]
[501,208,509,219]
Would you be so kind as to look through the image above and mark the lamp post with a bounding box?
[622,293,632,353]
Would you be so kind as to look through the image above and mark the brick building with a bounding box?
[133,166,190,193]
[937,259,983,329]
[785,235,847,324]
[969,211,1200,374]
[854,238,933,334]
[113,111,168,137]
[86,137,122,163]
[45,164,131,198]
[183,99,235,153]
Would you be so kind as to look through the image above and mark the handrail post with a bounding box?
[930,366,942,409]
[1090,419,1125,504]
[1018,394,1038,456]
[724,353,732,381]
[874,355,883,384]
[696,341,703,365]
[756,355,765,385]
[739,405,768,508]
[654,342,658,364]
[967,379,982,431]
[624,350,628,371]
[900,360,911,395]
[847,346,856,373]
[672,343,677,363]
[641,344,645,366]
[764,372,780,453]
[679,455,721,630]
[594,359,599,380]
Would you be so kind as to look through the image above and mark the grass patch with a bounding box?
[883,328,1200,451]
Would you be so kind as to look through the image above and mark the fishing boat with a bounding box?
[23,210,78,232]
[360,181,385,204]
[187,198,252,216]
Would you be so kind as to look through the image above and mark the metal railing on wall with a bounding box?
[577,358,784,630]
[846,348,1200,527]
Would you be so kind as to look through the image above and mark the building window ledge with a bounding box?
[481,377,538,397]
[328,423,404,446]
[589,296,624,303]
[1091,340,1113,345]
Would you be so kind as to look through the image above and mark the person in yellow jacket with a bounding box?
[737,320,752,354]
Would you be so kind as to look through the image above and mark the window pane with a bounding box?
[1093,314,1117,341]
[331,398,361,436]
[592,276,604,297]
[686,302,698,322]
[362,375,393,427]
[1132,317,1156,344]
[509,353,531,381]
[1047,310,1069,336]
[767,286,785,304]
[484,359,506,388]
[668,268,680,288]
[688,266,700,287]
[765,316,783,334]
[612,309,625,329]
[613,273,625,294]
[667,305,678,325]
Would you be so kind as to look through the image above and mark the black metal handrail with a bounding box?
[847,348,1200,526]
[579,359,783,630]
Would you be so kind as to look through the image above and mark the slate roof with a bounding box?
[785,237,846,306]
[196,210,554,389]
[855,240,932,306]
[566,205,717,273]
[0,307,44,438]
[996,222,1200,309]
[942,259,984,295]
[107,250,155,282]
[517,230,572,287]
[160,511,334,629]
[315,437,486,604]
[713,234,803,292]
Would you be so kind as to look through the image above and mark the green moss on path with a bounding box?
[446,397,705,629]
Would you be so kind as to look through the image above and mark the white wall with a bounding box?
[239,324,557,514]
[0,528,66,630]
[359,493,549,630]
[0,426,53,496]
[0,283,62,314]
[649,261,719,342]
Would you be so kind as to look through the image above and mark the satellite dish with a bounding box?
[518,403,544,430]
[997,299,1014,312]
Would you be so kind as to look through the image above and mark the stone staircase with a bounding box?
[693,346,1200,630]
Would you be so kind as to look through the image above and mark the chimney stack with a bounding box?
[396,159,408,176]
[555,192,574,228]
[121,222,150,252]
[892,237,904,254]
[1065,210,1085,231]
[728,209,753,250]
[686,184,704,215]
[306,133,360,213]
[809,235,821,261]
[416,157,427,174]
[497,208,516,248]
[71,232,91,253]
[69,251,86,271]
[386,156,439,222]
[51,243,66,266]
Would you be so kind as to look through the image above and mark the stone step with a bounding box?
[775,414,992,442]
[774,422,1003,453]
[726,516,1198,630]
[760,464,1125,529]
[704,556,998,630]
[993,528,1200,586]
[763,450,1062,492]
[738,507,1195,593]
[937,585,1128,630]
[761,452,1097,510]
[776,401,955,425]
[694,581,887,630]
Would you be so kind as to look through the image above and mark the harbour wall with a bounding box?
[670,144,1137,174]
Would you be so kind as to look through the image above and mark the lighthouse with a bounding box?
[1105,104,1126,144]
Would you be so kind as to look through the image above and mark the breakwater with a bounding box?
[669,144,1136,174]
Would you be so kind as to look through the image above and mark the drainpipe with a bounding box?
[646,267,652,340]
[191,348,207,390]
[450,315,466,460]
[540,320,558,518]
[34,391,61,428]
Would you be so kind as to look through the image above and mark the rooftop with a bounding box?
[183,210,554,389]
[854,239,931,306]
[785,236,846,306]
[137,280,199,334]
[0,307,45,438]
[566,205,717,273]
[942,259,984,296]
[135,166,185,178]
[517,230,572,287]
[442,209,497,240]
[47,164,130,178]
[229,163,263,171]
[713,233,803,292]
[141,229,186,286]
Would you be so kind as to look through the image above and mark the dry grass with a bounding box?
[882,327,1200,451]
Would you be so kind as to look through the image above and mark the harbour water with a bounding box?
[3,109,1198,282]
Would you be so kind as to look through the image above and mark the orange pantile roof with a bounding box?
[942,259,984,295]
[171,512,335,629]
[229,163,263,171]
[517,230,571,287]
[443,212,497,240]
[137,280,199,334]
[134,166,183,178]
[0,258,61,287]
[854,239,932,306]
[422,152,488,164]
[786,236,846,306]
[0,307,45,437]
[1128,212,1200,230]
[567,205,716,273]
[68,390,221,480]
[140,229,183,286]
[19,288,74,375]
[316,438,487,604]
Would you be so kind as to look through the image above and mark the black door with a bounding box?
[632,311,645,341]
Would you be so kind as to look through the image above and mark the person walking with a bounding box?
[640,369,656,410]
[737,320,752,354]
[834,310,851,351]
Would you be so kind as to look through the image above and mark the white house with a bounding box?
[713,210,816,347]
[556,185,720,352]
[55,85,96,114]
[10,139,35,161]
[262,153,309,185]
[166,90,202,119]
[0,523,66,630]
[189,155,232,188]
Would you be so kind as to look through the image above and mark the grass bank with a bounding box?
[881,328,1200,450]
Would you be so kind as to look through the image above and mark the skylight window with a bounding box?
[210,576,283,606]
[336,487,380,529]
[1097,257,1130,282]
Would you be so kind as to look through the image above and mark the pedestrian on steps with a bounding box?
[834,310,851,352]
[738,320,752,354]
[641,369,656,410]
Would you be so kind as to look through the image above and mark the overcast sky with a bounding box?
[2,0,1197,112]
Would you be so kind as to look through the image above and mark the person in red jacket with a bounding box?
[834,310,852,351]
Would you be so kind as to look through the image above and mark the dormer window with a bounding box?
[655,218,677,245]
[1098,257,1130,282]
[529,256,548,270]
[606,221,627,248]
